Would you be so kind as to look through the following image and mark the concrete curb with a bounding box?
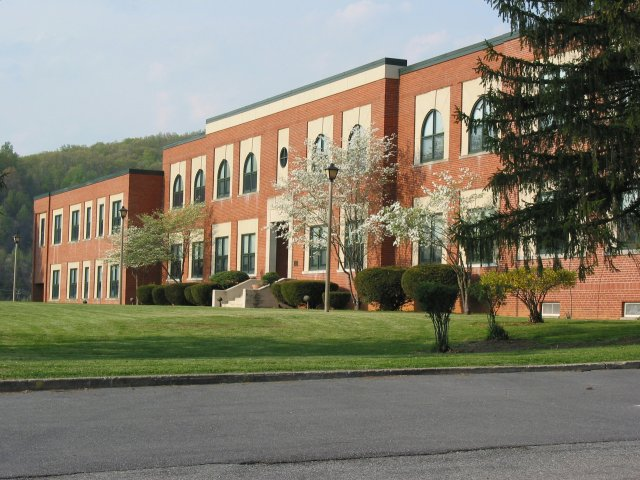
[2,361,639,393]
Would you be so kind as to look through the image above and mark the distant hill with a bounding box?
[0,131,201,300]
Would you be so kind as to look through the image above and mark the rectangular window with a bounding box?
[83,266,90,299]
[109,265,120,298]
[214,237,229,274]
[623,302,640,318]
[70,210,80,242]
[541,302,560,317]
[618,191,640,250]
[39,217,46,247]
[68,268,78,299]
[170,244,183,279]
[98,204,105,237]
[52,270,60,300]
[344,220,365,270]
[53,214,62,245]
[535,191,566,256]
[111,200,122,234]
[418,214,443,265]
[85,206,92,239]
[241,233,256,275]
[96,265,103,299]
[308,226,327,271]
[191,241,204,278]
[466,208,495,265]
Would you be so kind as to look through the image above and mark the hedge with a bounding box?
[136,284,156,305]
[209,270,250,289]
[151,285,170,305]
[413,282,459,314]
[164,283,197,306]
[401,264,458,300]
[271,280,288,305]
[354,266,407,311]
[187,282,221,306]
[262,271,280,286]
[279,280,339,308]
[322,290,352,310]
[184,285,196,305]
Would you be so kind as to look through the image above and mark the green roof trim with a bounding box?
[33,169,164,200]
[162,132,206,150]
[205,57,408,125]
[400,31,519,75]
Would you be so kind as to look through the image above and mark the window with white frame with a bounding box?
[617,190,640,250]
[170,244,183,279]
[217,160,230,199]
[193,169,205,204]
[68,268,78,299]
[109,265,119,298]
[111,200,122,234]
[191,241,204,278]
[623,302,640,318]
[418,213,443,264]
[541,302,560,317]
[172,175,184,208]
[308,226,327,271]
[242,153,257,194]
[51,269,60,300]
[53,214,62,245]
[240,233,256,274]
[421,110,444,162]
[84,206,92,239]
[214,236,229,274]
[468,98,492,154]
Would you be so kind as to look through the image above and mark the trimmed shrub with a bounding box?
[151,285,170,305]
[136,284,156,305]
[164,283,197,306]
[354,266,407,311]
[279,280,339,308]
[414,282,459,353]
[209,270,250,289]
[322,290,352,310]
[401,264,458,300]
[271,280,288,305]
[188,282,221,306]
[262,271,280,286]
[184,285,196,305]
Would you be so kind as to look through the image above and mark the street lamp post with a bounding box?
[119,205,128,305]
[324,163,339,312]
[12,233,20,302]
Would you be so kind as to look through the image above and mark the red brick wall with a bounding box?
[32,171,163,304]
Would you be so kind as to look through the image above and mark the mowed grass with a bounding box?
[0,302,639,380]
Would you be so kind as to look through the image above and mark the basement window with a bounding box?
[623,303,640,319]
[541,302,560,317]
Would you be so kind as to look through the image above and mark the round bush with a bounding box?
[151,285,170,305]
[322,290,352,310]
[413,282,459,314]
[209,270,250,289]
[262,271,280,286]
[401,264,458,300]
[164,283,196,306]
[188,282,221,306]
[354,266,407,311]
[184,285,196,305]
[271,280,288,305]
[136,284,156,305]
[279,280,338,308]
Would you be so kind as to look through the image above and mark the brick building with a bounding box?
[32,169,163,304]
[33,32,640,318]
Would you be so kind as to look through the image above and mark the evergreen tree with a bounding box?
[461,1,640,278]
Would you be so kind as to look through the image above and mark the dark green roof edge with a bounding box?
[400,31,519,75]
[163,132,206,150]
[33,168,164,200]
[205,57,408,125]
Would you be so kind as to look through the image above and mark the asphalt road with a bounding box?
[1,369,639,479]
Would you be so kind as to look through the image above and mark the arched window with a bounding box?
[469,98,492,154]
[193,169,205,203]
[279,147,288,168]
[243,153,257,194]
[217,160,230,199]
[311,134,327,171]
[420,110,444,162]
[172,175,183,208]
[348,124,362,148]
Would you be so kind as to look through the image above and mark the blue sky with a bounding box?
[0,0,508,155]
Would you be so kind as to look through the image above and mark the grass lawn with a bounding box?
[1,302,639,380]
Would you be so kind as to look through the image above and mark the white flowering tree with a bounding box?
[105,203,212,287]
[273,127,396,308]
[369,169,491,314]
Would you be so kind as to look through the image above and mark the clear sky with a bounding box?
[0,0,508,155]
